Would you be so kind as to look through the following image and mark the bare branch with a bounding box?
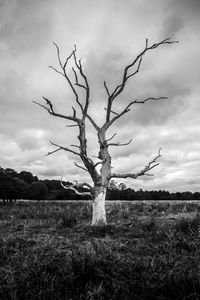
[49,66,65,77]
[108,138,132,147]
[106,133,117,142]
[110,148,161,179]
[52,43,84,113]
[72,50,90,114]
[66,124,79,128]
[53,42,63,68]
[33,99,80,123]
[50,43,99,133]
[74,161,88,172]
[110,38,178,102]
[125,55,143,81]
[72,67,87,90]
[42,96,54,113]
[33,101,51,114]
[70,144,80,149]
[82,154,95,165]
[104,81,110,97]
[104,107,119,116]
[72,106,76,118]
[85,113,100,131]
[63,45,76,69]
[133,96,168,104]
[45,148,61,157]
[60,177,92,197]
[145,38,148,49]
[103,38,178,127]
[106,96,167,130]
[46,141,81,157]
[49,51,83,115]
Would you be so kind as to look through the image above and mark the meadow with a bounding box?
[1,200,200,299]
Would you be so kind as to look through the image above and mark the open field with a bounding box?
[1,200,200,299]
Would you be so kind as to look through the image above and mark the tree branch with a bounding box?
[60,177,92,197]
[33,98,80,123]
[51,42,84,113]
[72,50,90,114]
[72,106,76,118]
[66,124,79,128]
[70,144,80,149]
[110,38,178,102]
[104,107,119,116]
[104,37,178,126]
[106,96,167,129]
[74,162,89,172]
[53,41,63,68]
[104,81,110,97]
[110,148,161,179]
[72,67,87,90]
[85,113,100,131]
[45,141,81,157]
[106,133,117,142]
[108,138,132,147]
[49,66,65,77]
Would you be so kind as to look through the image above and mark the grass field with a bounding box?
[1,200,200,299]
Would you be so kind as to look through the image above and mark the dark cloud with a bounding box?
[0,0,52,55]
[0,0,199,192]
[161,0,200,38]
[173,0,200,14]
[163,15,185,38]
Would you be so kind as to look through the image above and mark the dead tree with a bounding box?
[34,38,178,226]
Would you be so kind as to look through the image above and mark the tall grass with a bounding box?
[1,201,200,299]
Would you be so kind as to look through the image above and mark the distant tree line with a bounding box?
[0,167,200,202]
[107,181,200,201]
[0,167,90,202]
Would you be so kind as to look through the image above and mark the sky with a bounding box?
[0,0,200,192]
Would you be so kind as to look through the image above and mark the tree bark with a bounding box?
[92,185,107,226]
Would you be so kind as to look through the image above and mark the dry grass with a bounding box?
[1,200,200,299]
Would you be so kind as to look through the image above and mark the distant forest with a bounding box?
[0,166,200,202]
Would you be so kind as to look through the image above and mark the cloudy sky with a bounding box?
[0,0,200,192]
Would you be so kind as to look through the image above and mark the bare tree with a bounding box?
[34,38,178,226]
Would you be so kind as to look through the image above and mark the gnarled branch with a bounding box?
[110,38,178,102]
[110,148,161,179]
[104,37,178,125]
[33,98,80,124]
[60,177,93,197]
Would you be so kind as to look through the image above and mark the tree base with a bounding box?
[91,189,107,226]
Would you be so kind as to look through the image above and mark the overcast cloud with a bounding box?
[0,0,199,192]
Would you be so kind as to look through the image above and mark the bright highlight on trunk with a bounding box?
[33,38,178,226]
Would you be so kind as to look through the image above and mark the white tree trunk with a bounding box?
[92,187,107,226]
